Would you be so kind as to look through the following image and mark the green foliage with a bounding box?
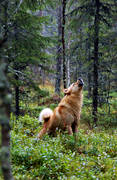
[4,114,116,180]
[18,88,50,117]
[0,0,117,178]
[80,91,117,128]
[0,87,116,179]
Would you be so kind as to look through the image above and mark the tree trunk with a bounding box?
[87,25,92,98]
[14,1,20,118]
[1,124,14,180]
[15,73,20,118]
[92,0,100,124]
[55,4,62,95]
[0,63,14,180]
[0,2,14,178]
[67,32,71,88]
[88,72,92,98]
[67,58,70,87]
[62,0,66,89]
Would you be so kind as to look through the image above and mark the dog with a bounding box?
[37,78,84,138]
[39,108,53,123]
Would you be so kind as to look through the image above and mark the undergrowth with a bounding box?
[10,116,117,180]
[0,90,117,180]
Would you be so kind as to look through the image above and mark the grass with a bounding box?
[0,88,117,180]
[9,116,117,180]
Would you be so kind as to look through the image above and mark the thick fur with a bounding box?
[39,108,53,123]
[37,79,83,138]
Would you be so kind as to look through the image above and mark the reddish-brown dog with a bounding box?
[37,78,84,138]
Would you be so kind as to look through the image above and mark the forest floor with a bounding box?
[0,84,117,180]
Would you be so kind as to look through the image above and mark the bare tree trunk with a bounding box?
[93,0,100,124]
[88,72,92,98]
[87,25,92,98]
[1,125,13,180]
[0,34,8,48]
[14,0,20,118]
[62,0,66,89]
[0,63,14,180]
[67,58,70,87]
[67,32,71,88]
[14,41,20,118]
[55,4,62,95]
[15,72,20,118]
[0,2,14,179]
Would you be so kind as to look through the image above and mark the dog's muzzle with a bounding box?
[78,78,84,87]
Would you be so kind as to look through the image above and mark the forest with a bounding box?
[0,0,117,179]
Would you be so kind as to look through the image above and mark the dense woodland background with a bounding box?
[0,0,117,179]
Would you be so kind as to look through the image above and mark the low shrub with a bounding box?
[9,115,117,180]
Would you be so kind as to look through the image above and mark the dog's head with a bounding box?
[64,78,84,95]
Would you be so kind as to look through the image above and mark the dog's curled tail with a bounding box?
[39,108,53,122]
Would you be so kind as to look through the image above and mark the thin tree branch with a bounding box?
[14,0,24,13]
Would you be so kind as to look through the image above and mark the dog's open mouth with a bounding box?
[78,78,84,87]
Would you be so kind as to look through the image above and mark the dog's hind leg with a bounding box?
[37,127,47,139]
[48,127,56,137]
[67,125,73,135]
[74,125,78,133]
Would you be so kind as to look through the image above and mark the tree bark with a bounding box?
[1,124,14,180]
[88,72,92,98]
[67,32,71,88]
[0,36,8,48]
[62,0,66,89]
[15,73,20,118]
[0,3,14,178]
[0,63,14,180]
[55,4,62,95]
[93,0,100,124]
[87,25,92,98]
[67,58,70,87]
[14,0,20,118]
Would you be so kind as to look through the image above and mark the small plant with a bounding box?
[10,115,117,180]
[8,90,117,180]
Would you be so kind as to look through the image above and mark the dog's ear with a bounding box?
[64,88,71,95]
